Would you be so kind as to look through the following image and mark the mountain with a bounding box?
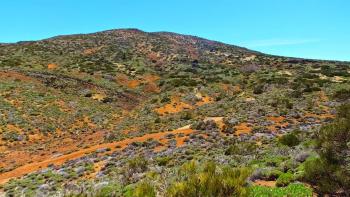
[0,29,349,196]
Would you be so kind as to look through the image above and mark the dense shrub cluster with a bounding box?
[166,161,251,197]
[303,104,350,195]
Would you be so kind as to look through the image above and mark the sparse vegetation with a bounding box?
[0,29,349,196]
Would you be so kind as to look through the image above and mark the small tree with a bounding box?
[303,103,350,195]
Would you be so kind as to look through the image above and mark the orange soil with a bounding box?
[116,74,141,89]
[142,74,161,93]
[3,98,22,107]
[55,100,72,112]
[266,116,289,132]
[155,96,193,115]
[116,73,160,90]
[196,95,214,106]
[0,128,194,184]
[155,94,214,115]
[204,117,225,130]
[304,113,335,120]
[127,80,141,89]
[143,82,160,93]
[0,129,105,172]
[47,63,58,70]
[267,116,285,123]
[318,91,329,102]
[0,71,39,83]
[253,180,276,187]
[6,124,22,133]
[92,93,107,101]
[82,46,104,55]
[154,127,191,152]
[153,145,166,152]
[220,84,242,94]
[234,123,252,135]
[143,74,160,83]
[175,136,189,147]
[85,161,105,179]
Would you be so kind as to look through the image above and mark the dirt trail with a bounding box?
[0,128,194,185]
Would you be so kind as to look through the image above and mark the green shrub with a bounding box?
[225,143,257,155]
[276,172,294,187]
[127,156,148,173]
[263,169,283,181]
[279,133,300,147]
[249,183,312,197]
[133,181,156,197]
[253,84,264,94]
[166,161,251,197]
[333,88,350,100]
[303,104,350,194]
[94,183,123,197]
[156,156,172,166]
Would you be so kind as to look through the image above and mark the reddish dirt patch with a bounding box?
[142,74,160,93]
[0,128,194,184]
[155,94,214,116]
[266,116,289,132]
[82,46,104,55]
[127,80,141,89]
[143,83,160,93]
[47,63,58,70]
[253,180,276,187]
[304,113,335,120]
[154,145,167,152]
[0,71,39,83]
[204,117,225,131]
[267,116,285,123]
[196,95,214,106]
[220,84,242,95]
[234,123,252,135]
[116,74,140,89]
[85,161,105,179]
[155,96,193,115]
[143,74,160,83]
[175,136,189,147]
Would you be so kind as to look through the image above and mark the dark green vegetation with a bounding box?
[303,104,350,195]
[0,29,349,196]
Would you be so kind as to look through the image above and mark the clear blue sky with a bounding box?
[1,0,349,61]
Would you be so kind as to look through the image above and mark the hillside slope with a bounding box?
[0,29,349,196]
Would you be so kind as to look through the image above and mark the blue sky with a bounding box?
[1,0,349,61]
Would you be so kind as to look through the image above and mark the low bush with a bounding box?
[276,172,294,187]
[166,161,251,197]
[249,183,312,197]
[133,181,156,197]
[279,133,300,147]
